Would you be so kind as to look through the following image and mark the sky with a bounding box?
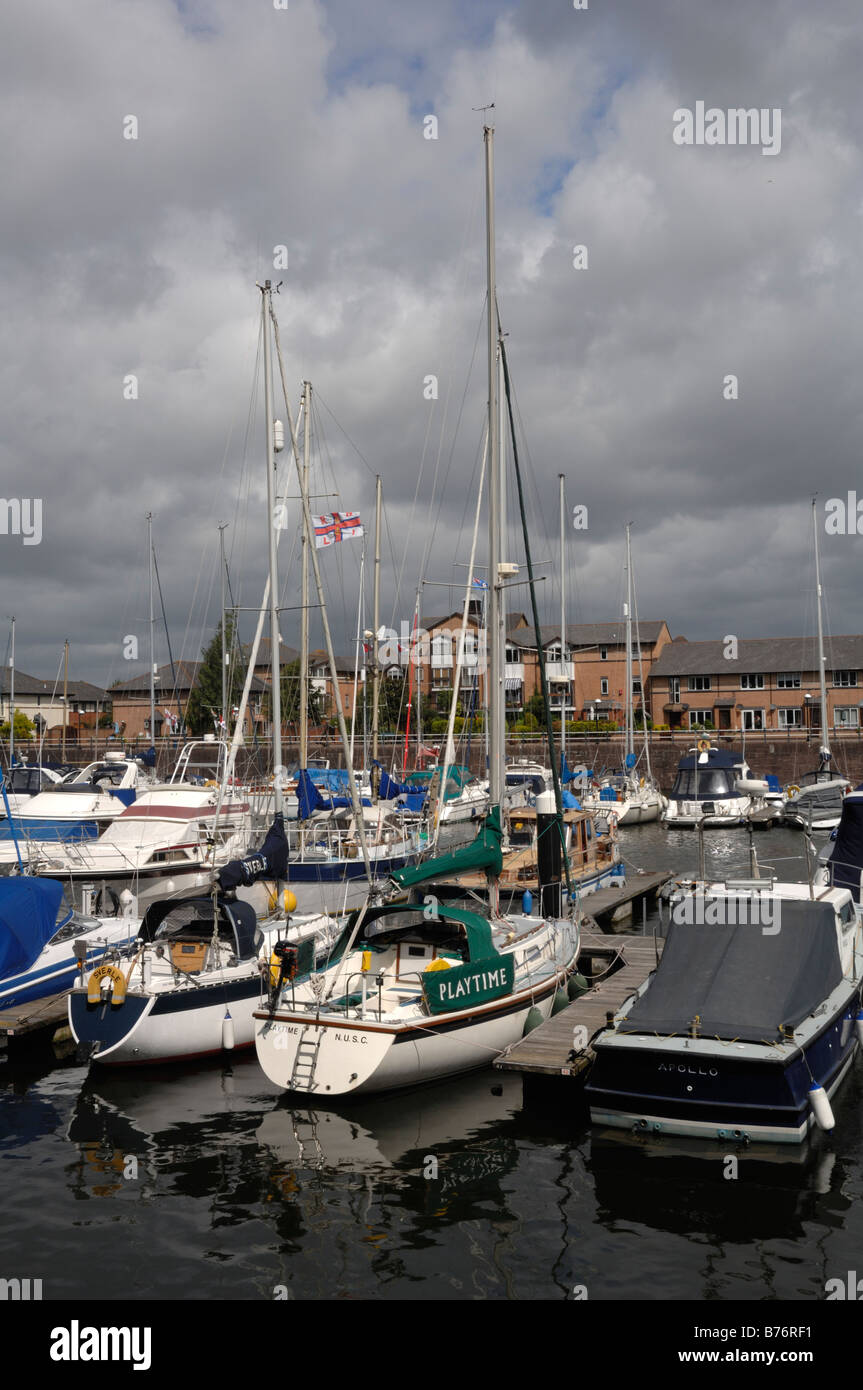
[2,0,862,692]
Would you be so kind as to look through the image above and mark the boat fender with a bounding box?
[86,964,127,1007]
[222,1009,235,1051]
[523,1006,544,1036]
[425,957,451,972]
[809,1082,835,1131]
[551,988,569,1016]
[856,1009,863,1046]
[639,777,645,788]
[785,784,801,798]
[522,889,533,915]
[567,972,589,1000]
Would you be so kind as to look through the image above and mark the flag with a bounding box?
[312,511,363,549]
[471,577,488,590]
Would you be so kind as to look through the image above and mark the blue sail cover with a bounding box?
[296,769,369,818]
[0,877,64,978]
[216,814,289,891]
[826,792,863,902]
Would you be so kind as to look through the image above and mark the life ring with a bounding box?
[86,963,127,1006]
[697,739,711,754]
[93,885,121,917]
[785,784,801,798]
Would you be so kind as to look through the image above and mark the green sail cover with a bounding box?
[391,806,503,890]
[422,953,515,1015]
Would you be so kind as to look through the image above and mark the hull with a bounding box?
[255,976,560,1097]
[587,986,862,1144]
[663,796,750,828]
[69,972,264,1065]
[0,921,138,1011]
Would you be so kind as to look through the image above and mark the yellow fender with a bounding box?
[86,964,127,1006]
[425,957,452,972]
[785,784,801,798]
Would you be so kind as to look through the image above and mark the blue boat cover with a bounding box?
[297,769,370,817]
[0,877,64,979]
[826,793,863,902]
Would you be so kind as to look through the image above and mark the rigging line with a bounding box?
[152,543,185,729]
[314,391,378,480]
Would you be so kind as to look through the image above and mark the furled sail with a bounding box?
[216,814,289,891]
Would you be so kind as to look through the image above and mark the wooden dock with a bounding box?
[495,928,664,1098]
[0,991,71,1057]
[583,869,672,928]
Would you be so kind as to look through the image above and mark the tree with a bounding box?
[0,711,36,743]
[185,617,245,735]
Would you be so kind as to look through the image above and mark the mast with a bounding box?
[813,497,830,759]
[624,523,634,765]
[371,475,382,766]
[559,475,566,767]
[299,380,311,770]
[260,282,283,815]
[485,123,503,805]
[62,639,68,761]
[219,523,228,737]
[8,616,14,766]
[147,512,155,745]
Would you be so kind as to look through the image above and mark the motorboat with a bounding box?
[662,743,772,828]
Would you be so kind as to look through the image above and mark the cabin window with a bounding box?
[833,670,858,687]
[740,674,765,690]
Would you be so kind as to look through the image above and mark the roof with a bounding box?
[649,636,863,680]
[422,612,528,633]
[109,661,202,697]
[506,621,669,652]
[0,669,107,701]
[242,639,300,667]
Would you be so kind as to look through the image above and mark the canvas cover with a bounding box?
[619,898,843,1044]
[0,876,65,978]
[216,814,289,892]
[827,794,863,902]
[390,806,503,889]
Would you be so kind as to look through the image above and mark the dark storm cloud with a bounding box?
[1,0,861,690]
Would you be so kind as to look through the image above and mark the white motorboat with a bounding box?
[662,743,772,828]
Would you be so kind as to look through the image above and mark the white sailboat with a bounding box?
[253,124,582,1098]
[783,501,851,831]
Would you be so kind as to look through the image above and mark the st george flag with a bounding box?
[312,511,364,549]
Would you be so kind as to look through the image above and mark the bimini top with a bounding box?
[338,900,496,963]
[137,895,258,960]
[674,749,744,771]
[619,898,842,1045]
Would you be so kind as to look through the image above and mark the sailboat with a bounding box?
[253,124,582,1097]
[68,285,344,1065]
[783,501,851,831]
[579,526,665,825]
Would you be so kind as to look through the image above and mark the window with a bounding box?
[505,645,521,664]
[688,711,714,729]
[669,678,680,702]
[833,670,858,687]
[687,676,711,692]
[777,673,800,689]
[600,678,609,696]
[740,674,765,690]
[632,678,642,695]
[431,634,452,668]
[834,706,860,728]
[600,647,608,660]
[546,642,563,662]
[741,708,765,731]
[778,707,802,729]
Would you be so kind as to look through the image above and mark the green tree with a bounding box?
[0,711,36,742]
[185,618,245,735]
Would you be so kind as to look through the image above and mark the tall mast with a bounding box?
[62,639,68,761]
[8,616,14,766]
[371,475,382,765]
[624,523,634,764]
[147,512,155,744]
[299,380,311,770]
[813,497,830,758]
[260,282,283,814]
[484,123,503,805]
[219,523,228,737]
[559,475,566,766]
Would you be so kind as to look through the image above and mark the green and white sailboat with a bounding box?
[253,124,582,1097]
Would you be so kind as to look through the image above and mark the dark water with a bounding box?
[3,824,863,1302]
